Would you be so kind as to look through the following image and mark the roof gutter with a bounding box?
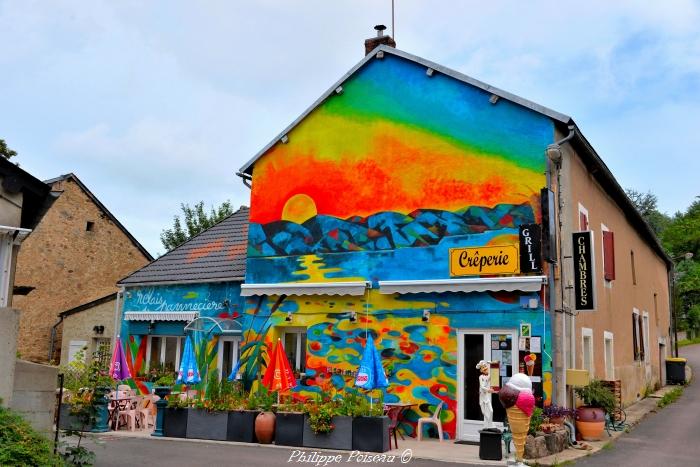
[236,171,252,189]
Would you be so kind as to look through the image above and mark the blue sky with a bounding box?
[1,1,698,256]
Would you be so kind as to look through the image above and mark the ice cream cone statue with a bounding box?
[498,373,535,464]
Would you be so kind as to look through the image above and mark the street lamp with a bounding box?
[671,252,694,357]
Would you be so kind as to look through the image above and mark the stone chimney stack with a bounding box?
[364,25,396,55]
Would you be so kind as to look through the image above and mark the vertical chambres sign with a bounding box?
[572,231,596,311]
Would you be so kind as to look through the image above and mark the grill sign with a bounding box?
[519,224,542,273]
[573,231,596,311]
[449,245,519,276]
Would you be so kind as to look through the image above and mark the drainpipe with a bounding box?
[48,315,64,363]
[545,125,575,406]
[235,172,252,189]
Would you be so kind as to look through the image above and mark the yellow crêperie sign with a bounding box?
[449,245,520,276]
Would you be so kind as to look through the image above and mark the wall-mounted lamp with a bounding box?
[148,321,155,334]
[93,325,105,335]
[349,311,357,322]
[422,309,431,322]
[285,311,293,322]
[222,299,230,308]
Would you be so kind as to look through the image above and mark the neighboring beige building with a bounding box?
[13,173,152,364]
[551,128,672,406]
[58,293,116,366]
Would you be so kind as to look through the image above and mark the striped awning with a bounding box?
[123,311,198,321]
[241,281,370,297]
[378,276,547,294]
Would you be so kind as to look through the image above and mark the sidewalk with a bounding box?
[99,365,692,467]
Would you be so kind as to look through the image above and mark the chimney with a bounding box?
[364,24,396,55]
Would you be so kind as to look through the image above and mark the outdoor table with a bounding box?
[384,402,417,440]
[108,396,138,430]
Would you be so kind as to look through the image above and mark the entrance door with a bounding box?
[458,330,517,441]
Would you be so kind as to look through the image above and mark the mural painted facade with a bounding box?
[244,53,555,440]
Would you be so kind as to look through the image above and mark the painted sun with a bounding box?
[281,193,317,224]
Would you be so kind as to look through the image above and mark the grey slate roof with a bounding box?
[118,206,249,286]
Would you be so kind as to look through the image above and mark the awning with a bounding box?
[123,311,198,321]
[378,276,547,294]
[241,281,370,297]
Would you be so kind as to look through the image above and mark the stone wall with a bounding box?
[13,177,150,363]
[60,297,116,366]
[10,359,58,435]
[0,308,20,405]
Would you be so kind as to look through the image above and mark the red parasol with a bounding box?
[262,338,297,393]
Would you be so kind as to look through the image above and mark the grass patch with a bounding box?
[678,337,700,347]
[602,441,614,450]
[657,386,684,408]
[551,461,575,467]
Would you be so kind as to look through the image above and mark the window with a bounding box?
[68,340,88,363]
[282,328,307,373]
[630,250,637,285]
[147,336,184,372]
[604,331,614,380]
[218,336,241,380]
[582,328,593,376]
[632,309,643,361]
[578,203,589,231]
[86,221,95,232]
[601,225,615,281]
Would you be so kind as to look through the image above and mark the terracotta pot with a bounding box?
[254,411,276,444]
[575,406,605,440]
[549,416,565,426]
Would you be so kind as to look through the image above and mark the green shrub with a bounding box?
[528,407,544,435]
[574,379,616,414]
[657,387,683,408]
[0,405,64,466]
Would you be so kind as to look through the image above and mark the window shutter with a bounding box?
[603,231,616,281]
[632,314,639,360]
[638,314,645,361]
[579,211,589,231]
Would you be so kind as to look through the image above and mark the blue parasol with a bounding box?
[355,334,388,412]
[176,335,201,385]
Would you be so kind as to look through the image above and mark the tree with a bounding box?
[0,139,17,159]
[625,189,671,235]
[160,200,234,251]
[662,198,700,260]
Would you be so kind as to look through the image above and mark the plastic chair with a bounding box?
[416,401,444,442]
[386,406,403,449]
[117,384,131,393]
[138,395,156,430]
[118,396,140,431]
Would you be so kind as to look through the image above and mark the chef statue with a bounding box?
[476,360,495,429]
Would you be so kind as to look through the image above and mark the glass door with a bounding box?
[458,330,517,441]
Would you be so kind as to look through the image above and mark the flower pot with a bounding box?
[163,407,189,438]
[548,416,565,426]
[575,406,605,441]
[255,411,276,444]
[58,403,93,432]
[303,415,353,450]
[186,409,228,440]
[352,416,390,453]
[275,412,305,446]
[227,410,259,443]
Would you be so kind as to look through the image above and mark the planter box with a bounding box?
[163,408,189,438]
[227,410,259,443]
[58,403,93,432]
[275,412,305,446]
[352,416,390,453]
[303,415,353,450]
[186,408,228,441]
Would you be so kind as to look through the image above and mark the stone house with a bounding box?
[13,173,153,364]
[58,293,117,366]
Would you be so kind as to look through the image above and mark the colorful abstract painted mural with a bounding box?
[240,52,555,439]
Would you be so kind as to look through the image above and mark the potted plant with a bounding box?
[163,394,191,438]
[275,399,306,446]
[542,404,575,426]
[186,376,228,440]
[574,380,615,441]
[302,397,353,450]
[350,392,390,453]
[254,387,277,444]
